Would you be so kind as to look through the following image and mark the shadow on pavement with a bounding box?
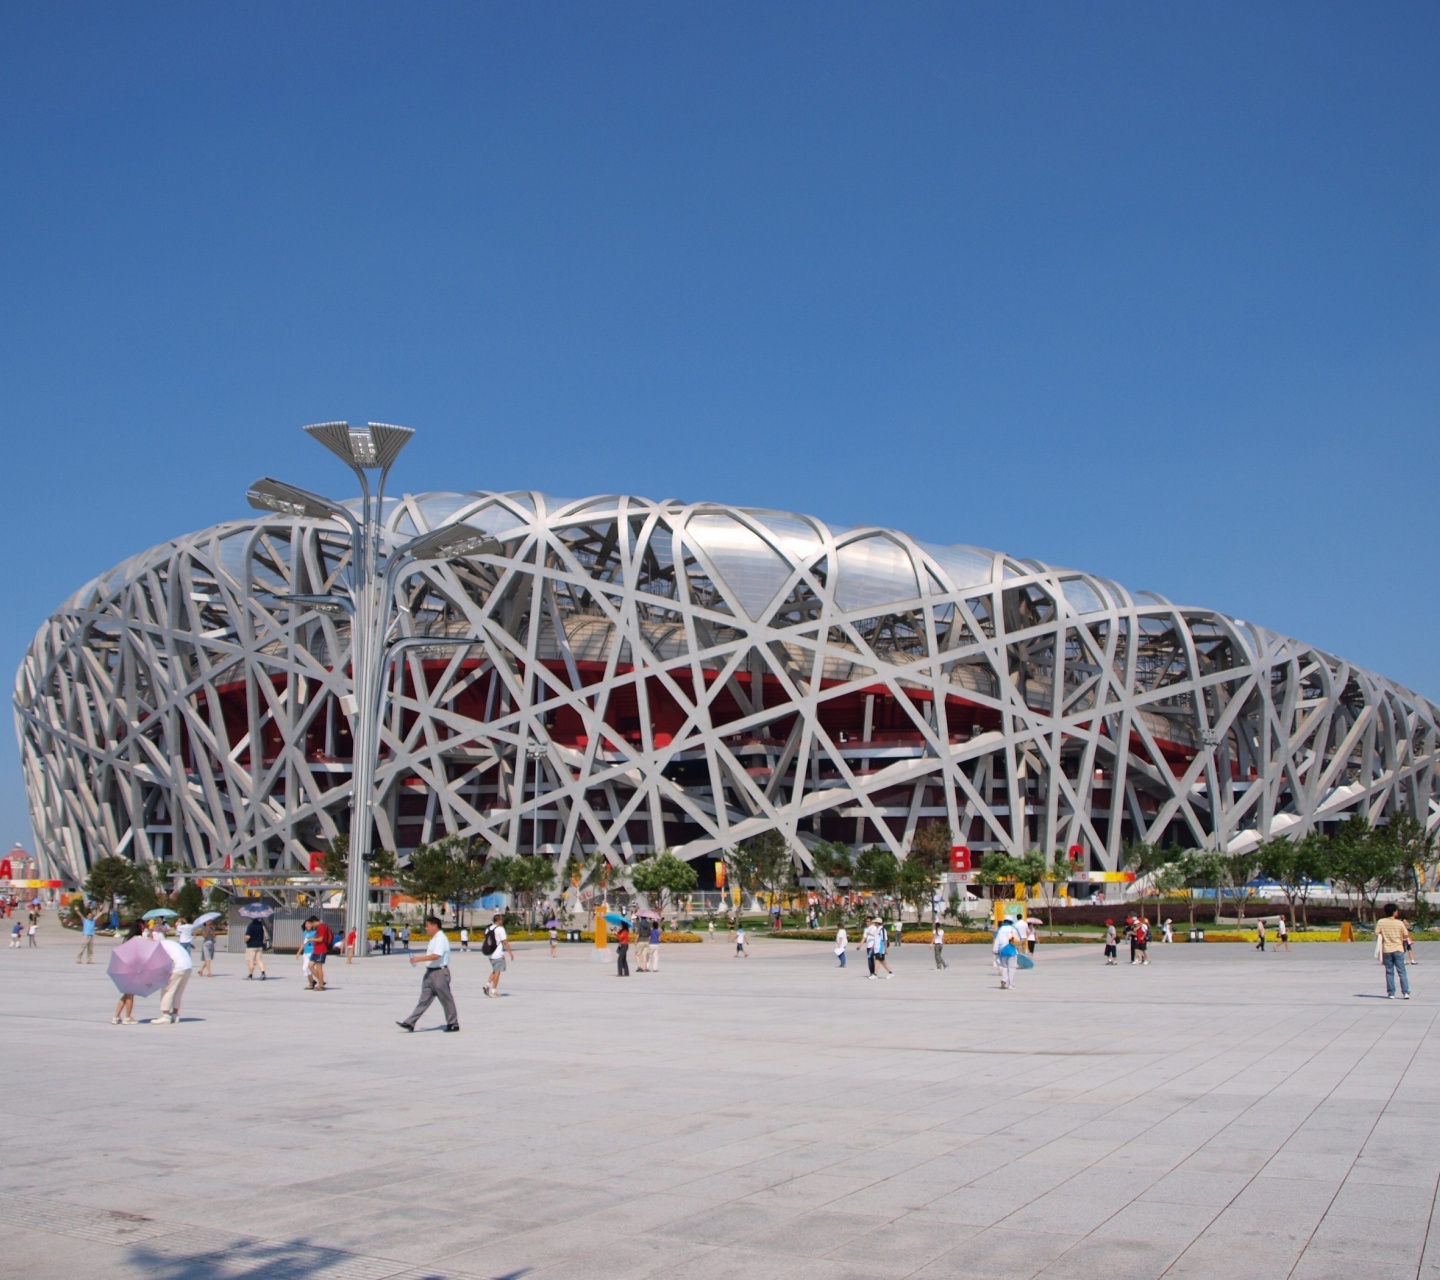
[122,1235,534,1279]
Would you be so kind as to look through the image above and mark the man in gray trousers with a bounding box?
[396,916,459,1033]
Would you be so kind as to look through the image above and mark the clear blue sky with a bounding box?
[2,3,1437,852]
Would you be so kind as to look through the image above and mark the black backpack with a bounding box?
[481,926,498,955]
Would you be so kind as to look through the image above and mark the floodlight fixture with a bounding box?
[401,523,504,562]
[262,593,352,618]
[246,478,354,524]
[303,421,414,472]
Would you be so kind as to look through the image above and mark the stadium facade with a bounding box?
[15,489,1440,886]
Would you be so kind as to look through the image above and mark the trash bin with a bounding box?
[1188,929,1197,942]
[1197,928,1205,942]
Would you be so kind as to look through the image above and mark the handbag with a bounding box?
[1374,935,1383,961]
[1016,953,1035,970]
[999,942,1017,959]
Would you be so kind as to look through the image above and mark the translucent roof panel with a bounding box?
[834,535,921,612]
[684,513,793,621]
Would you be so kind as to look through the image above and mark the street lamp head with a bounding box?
[246,478,352,523]
[260,593,352,618]
[304,421,414,472]
[402,523,504,562]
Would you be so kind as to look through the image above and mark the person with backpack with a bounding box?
[481,912,514,997]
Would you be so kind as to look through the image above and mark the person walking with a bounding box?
[549,920,558,956]
[1162,918,1174,945]
[396,916,459,1032]
[152,930,194,1023]
[112,921,145,1023]
[381,924,393,955]
[459,927,470,953]
[307,916,333,990]
[993,917,1021,990]
[175,917,195,958]
[1135,917,1151,964]
[734,924,748,958]
[1023,918,1037,956]
[345,927,357,963]
[1254,919,1267,952]
[862,918,878,977]
[647,919,661,972]
[1276,917,1290,952]
[634,924,650,974]
[243,916,267,979]
[482,913,514,996]
[874,920,894,978]
[615,922,631,976]
[27,920,38,947]
[932,922,948,970]
[399,926,411,955]
[1375,904,1412,1000]
[834,924,847,968]
[197,922,216,977]
[76,909,98,963]
[299,920,317,988]
[1103,920,1118,965]
[8,921,20,948]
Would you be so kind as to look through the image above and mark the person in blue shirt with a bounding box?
[76,908,98,964]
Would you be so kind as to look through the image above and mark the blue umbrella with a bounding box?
[602,912,631,927]
[142,908,178,920]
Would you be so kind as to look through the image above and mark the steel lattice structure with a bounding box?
[15,489,1440,885]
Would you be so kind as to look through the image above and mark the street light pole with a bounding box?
[247,422,504,955]
[525,740,547,856]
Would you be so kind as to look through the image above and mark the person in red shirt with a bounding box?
[305,916,334,990]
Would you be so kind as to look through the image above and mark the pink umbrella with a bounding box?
[107,937,174,997]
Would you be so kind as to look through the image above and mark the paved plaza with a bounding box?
[0,920,1436,1280]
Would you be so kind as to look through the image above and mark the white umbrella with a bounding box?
[192,911,222,927]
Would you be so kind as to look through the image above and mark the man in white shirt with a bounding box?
[483,913,515,997]
[153,934,194,1023]
[862,919,879,977]
[397,916,458,1032]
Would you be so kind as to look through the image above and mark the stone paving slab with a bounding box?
[0,920,1435,1278]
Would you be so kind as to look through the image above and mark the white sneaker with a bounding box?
[867,974,878,980]
[1402,994,1411,1000]
[111,1016,121,1025]
[886,973,894,979]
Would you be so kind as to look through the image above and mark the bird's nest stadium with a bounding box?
[15,489,1440,886]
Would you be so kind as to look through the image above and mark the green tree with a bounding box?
[812,840,855,887]
[1122,841,1179,924]
[974,852,1022,909]
[740,830,796,914]
[503,854,558,928]
[1256,834,1331,928]
[854,846,900,909]
[1222,849,1260,923]
[396,842,460,915]
[1386,814,1436,920]
[174,881,204,920]
[907,823,953,922]
[435,837,490,928]
[630,850,699,920]
[320,833,350,882]
[84,856,138,913]
[1184,851,1230,925]
[1329,815,1400,922]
